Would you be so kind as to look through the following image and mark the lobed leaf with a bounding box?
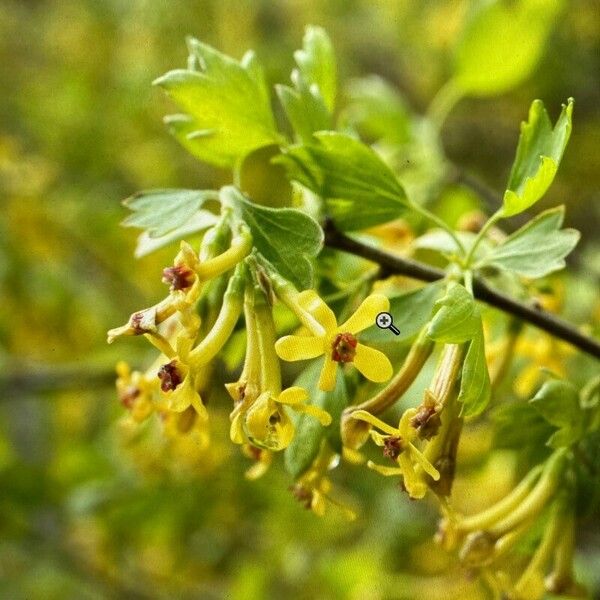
[481,206,579,277]
[530,379,584,448]
[277,132,408,231]
[122,189,215,238]
[459,327,491,417]
[221,186,323,289]
[133,211,219,258]
[154,40,279,167]
[293,26,337,112]
[502,98,573,217]
[276,71,331,143]
[427,283,480,343]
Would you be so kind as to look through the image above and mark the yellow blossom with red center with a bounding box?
[275,291,393,391]
[242,387,331,451]
[351,408,440,499]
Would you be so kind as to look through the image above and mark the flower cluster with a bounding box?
[109,211,398,478]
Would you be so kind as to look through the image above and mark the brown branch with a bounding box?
[324,224,600,360]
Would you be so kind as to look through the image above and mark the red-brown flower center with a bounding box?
[119,385,140,409]
[157,360,183,392]
[162,265,194,291]
[331,332,358,363]
[383,435,405,460]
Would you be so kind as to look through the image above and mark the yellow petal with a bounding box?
[318,357,338,391]
[243,393,295,451]
[409,444,440,481]
[290,403,332,426]
[399,407,418,440]
[298,290,337,332]
[277,386,309,405]
[367,460,403,476]
[339,294,390,334]
[311,490,327,517]
[399,453,427,499]
[369,430,389,447]
[351,410,398,436]
[191,393,209,421]
[275,335,325,362]
[167,374,197,412]
[229,412,245,444]
[353,344,393,382]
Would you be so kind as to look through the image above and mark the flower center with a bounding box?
[157,360,183,392]
[383,436,405,460]
[331,332,358,363]
[119,385,140,409]
[162,265,194,291]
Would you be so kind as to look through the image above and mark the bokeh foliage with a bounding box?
[0,1,599,598]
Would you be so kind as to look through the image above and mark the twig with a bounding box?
[324,223,600,360]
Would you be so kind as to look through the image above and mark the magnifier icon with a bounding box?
[375,312,400,336]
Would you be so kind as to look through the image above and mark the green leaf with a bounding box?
[530,379,584,448]
[284,362,348,479]
[293,26,336,112]
[359,283,443,345]
[277,132,409,231]
[493,401,554,453]
[122,189,215,238]
[502,98,574,217]
[459,327,491,417]
[276,71,331,143]
[414,230,483,257]
[427,283,480,343]
[341,76,411,144]
[481,206,579,277]
[221,186,323,289]
[133,211,219,258]
[154,40,279,167]
[454,0,563,97]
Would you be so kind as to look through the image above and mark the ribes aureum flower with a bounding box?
[275,292,393,391]
[115,361,157,423]
[352,407,440,499]
[242,387,331,451]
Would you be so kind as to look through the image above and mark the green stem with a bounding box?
[464,209,503,269]
[427,79,464,131]
[409,201,467,257]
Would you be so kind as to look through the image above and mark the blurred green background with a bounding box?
[0,1,599,598]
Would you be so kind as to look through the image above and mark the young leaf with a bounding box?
[293,26,336,112]
[341,76,411,145]
[154,40,279,167]
[453,0,563,97]
[427,283,479,343]
[221,186,323,289]
[134,211,219,258]
[530,379,584,448]
[277,132,409,231]
[459,327,491,417]
[502,98,573,217]
[276,70,331,143]
[480,206,579,277]
[122,189,215,238]
[284,362,347,479]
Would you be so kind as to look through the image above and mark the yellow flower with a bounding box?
[115,361,156,423]
[352,408,440,499]
[275,292,393,391]
[243,387,331,451]
[241,444,273,480]
[290,446,356,520]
